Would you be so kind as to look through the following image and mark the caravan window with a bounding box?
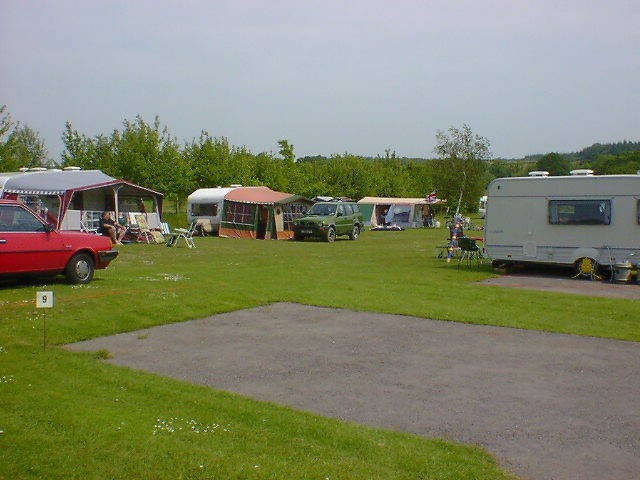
[548,199,611,225]
[192,203,218,217]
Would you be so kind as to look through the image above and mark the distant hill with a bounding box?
[572,140,640,162]
[513,141,640,162]
[297,140,640,164]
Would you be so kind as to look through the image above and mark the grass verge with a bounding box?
[2,227,636,479]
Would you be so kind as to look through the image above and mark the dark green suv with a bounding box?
[293,202,364,242]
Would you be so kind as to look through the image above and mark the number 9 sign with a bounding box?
[36,291,54,308]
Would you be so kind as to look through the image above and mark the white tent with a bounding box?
[357,196,445,228]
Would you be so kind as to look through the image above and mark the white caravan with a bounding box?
[187,187,239,234]
[484,171,640,271]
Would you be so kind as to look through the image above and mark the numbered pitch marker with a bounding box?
[36,291,54,308]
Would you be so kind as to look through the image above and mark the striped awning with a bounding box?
[0,170,116,196]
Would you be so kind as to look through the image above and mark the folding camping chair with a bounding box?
[79,221,99,234]
[134,214,160,244]
[457,236,481,269]
[166,220,197,248]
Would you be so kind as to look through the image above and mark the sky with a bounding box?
[1,0,639,160]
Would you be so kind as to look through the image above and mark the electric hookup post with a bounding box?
[36,291,54,351]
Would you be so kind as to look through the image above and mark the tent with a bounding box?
[0,169,163,230]
[357,196,446,228]
[219,186,313,239]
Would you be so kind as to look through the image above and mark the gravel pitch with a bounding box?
[67,303,640,480]
[479,274,640,299]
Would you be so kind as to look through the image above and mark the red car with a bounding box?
[0,200,118,284]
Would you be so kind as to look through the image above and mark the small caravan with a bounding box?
[484,171,640,272]
[187,187,238,234]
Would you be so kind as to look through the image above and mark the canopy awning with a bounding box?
[358,196,446,205]
[0,170,162,197]
[224,186,302,205]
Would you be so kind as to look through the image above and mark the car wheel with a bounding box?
[65,253,95,284]
[349,225,360,240]
[325,227,336,243]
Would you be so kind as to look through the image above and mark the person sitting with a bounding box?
[98,211,126,245]
[424,212,435,228]
[447,221,464,262]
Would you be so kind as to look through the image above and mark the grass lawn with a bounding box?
[1,227,637,479]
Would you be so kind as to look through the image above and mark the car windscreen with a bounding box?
[307,204,337,216]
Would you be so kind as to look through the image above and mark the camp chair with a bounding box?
[79,220,99,234]
[166,220,197,248]
[134,214,156,244]
[457,236,481,269]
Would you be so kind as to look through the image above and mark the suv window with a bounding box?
[0,205,47,232]
[351,203,360,213]
[343,204,353,215]
[337,204,345,216]
[308,203,337,216]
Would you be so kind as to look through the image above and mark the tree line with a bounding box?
[0,107,489,211]
[1,104,638,213]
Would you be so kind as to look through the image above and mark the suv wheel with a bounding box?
[349,225,360,240]
[325,227,336,243]
[65,253,95,284]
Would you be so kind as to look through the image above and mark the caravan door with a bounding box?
[523,205,537,259]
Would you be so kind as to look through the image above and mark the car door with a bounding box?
[351,203,363,225]
[0,204,68,274]
[335,204,350,235]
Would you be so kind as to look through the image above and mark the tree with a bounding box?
[433,124,490,213]
[536,152,570,176]
[277,139,295,163]
[7,125,50,168]
[0,105,16,171]
[592,150,640,175]
[0,107,50,171]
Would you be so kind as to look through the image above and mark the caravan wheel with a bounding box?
[573,257,602,280]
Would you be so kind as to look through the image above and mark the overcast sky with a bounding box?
[1,1,638,160]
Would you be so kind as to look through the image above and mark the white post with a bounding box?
[113,186,121,221]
